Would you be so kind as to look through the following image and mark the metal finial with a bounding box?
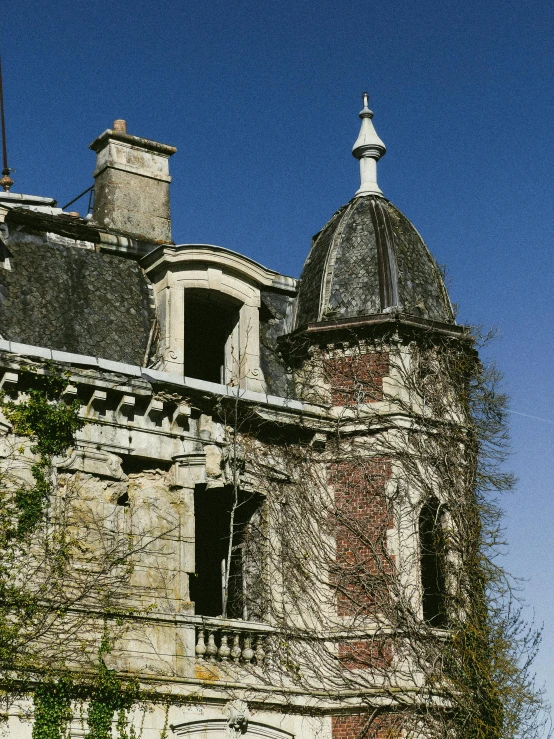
[359,91,373,120]
[0,55,14,192]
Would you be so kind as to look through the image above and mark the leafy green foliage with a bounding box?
[85,631,139,739]
[32,677,73,739]
[1,363,84,539]
[2,366,84,458]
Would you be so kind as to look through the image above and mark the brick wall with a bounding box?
[324,350,389,406]
[330,457,394,617]
[332,714,403,739]
[338,638,393,670]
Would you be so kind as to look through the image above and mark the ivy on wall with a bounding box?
[85,630,139,739]
[2,363,84,539]
[32,677,73,739]
[0,365,142,738]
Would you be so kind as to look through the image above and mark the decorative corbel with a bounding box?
[117,394,135,422]
[86,389,107,418]
[171,400,191,431]
[0,371,18,390]
[226,701,250,738]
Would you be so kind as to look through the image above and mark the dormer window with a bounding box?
[184,289,240,384]
[143,242,296,394]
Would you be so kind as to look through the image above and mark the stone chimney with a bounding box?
[89,120,177,243]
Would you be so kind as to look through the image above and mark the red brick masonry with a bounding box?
[332,714,403,739]
[331,457,394,616]
[325,350,389,406]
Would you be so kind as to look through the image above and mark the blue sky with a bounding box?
[3,0,554,710]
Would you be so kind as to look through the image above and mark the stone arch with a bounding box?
[171,719,295,739]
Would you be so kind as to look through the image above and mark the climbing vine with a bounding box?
[32,677,73,739]
[1,363,84,538]
[228,327,552,739]
[0,364,150,735]
[30,631,141,739]
[85,629,139,739]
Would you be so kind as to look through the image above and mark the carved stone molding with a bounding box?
[170,452,206,489]
[56,443,127,480]
[171,718,294,739]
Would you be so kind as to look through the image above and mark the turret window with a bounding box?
[419,497,448,627]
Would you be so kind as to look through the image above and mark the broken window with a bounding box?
[190,486,264,620]
[183,289,240,384]
[419,497,448,627]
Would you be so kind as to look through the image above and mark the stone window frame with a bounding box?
[143,244,294,393]
[416,496,450,628]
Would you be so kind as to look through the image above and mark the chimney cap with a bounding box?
[113,119,127,133]
[89,128,177,156]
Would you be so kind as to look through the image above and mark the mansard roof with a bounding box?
[0,206,297,392]
[0,207,155,366]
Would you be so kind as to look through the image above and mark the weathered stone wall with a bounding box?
[93,167,172,243]
[6,702,330,739]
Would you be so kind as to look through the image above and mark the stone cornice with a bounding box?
[89,128,177,157]
[290,311,470,341]
[142,243,297,293]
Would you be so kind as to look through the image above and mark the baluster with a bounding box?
[264,636,274,669]
[230,633,242,663]
[254,635,265,664]
[195,629,206,661]
[206,631,218,662]
[219,632,230,661]
[242,635,254,663]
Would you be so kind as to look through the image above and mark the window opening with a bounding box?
[419,497,447,627]
[116,491,130,507]
[184,289,240,384]
[190,486,264,620]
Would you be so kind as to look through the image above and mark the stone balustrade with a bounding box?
[194,620,272,665]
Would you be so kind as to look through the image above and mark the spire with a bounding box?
[352,92,386,197]
[0,56,14,193]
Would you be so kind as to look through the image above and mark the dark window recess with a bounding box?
[419,497,448,627]
[183,289,240,384]
[190,486,264,620]
[116,491,130,507]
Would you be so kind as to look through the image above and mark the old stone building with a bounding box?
[0,98,475,738]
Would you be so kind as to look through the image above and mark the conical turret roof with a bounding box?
[294,96,454,329]
[295,195,453,328]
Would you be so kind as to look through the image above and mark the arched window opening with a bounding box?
[419,497,448,627]
[184,289,240,384]
[190,486,264,620]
